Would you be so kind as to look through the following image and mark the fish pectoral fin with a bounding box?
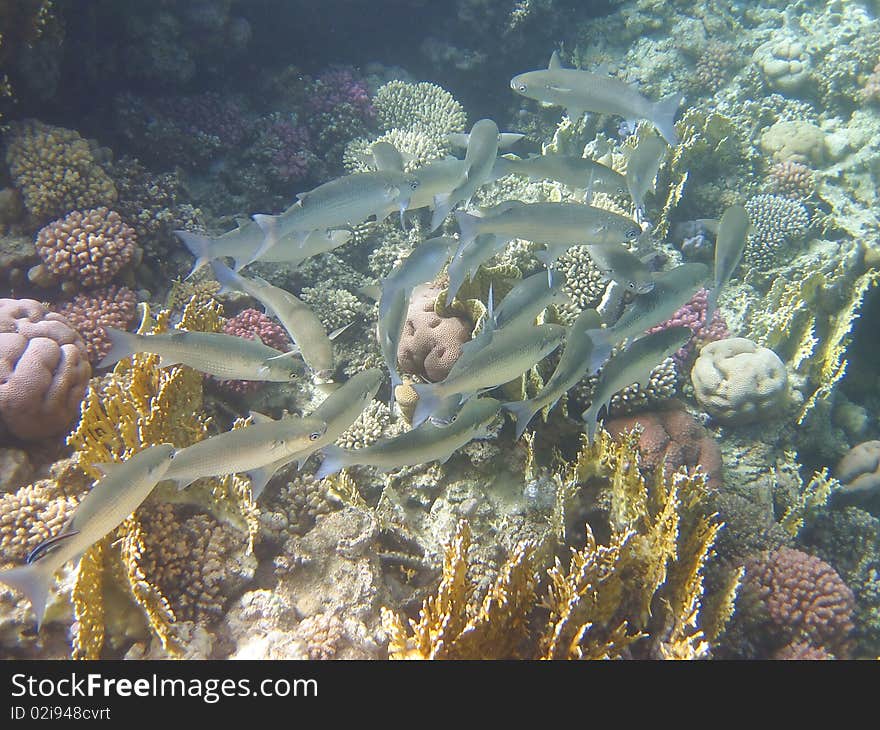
[548,84,574,93]
[565,106,586,123]
[548,50,563,70]
[437,451,455,466]
[328,321,357,341]
[245,465,276,500]
[248,410,275,424]
[263,349,301,362]
[27,530,80,565]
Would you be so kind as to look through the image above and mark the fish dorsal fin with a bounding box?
[549,50,563,70]
[329,321,356,341]
[92,461,121,478]
[234,216,251,229]
[248,410,275,424]
[253,333,265,346]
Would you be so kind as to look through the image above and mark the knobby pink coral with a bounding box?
[54,285,138,365]
[0,298,91,442]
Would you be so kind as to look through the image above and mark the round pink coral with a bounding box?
[214,308,291,396]
[744,547,855,658]
[35,207,137,288]
[0,298,91,442]
[54,285,138,365]
[646,288,730,368]
[397,284,472,383]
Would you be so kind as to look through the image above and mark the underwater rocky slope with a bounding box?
[0,0,878,659]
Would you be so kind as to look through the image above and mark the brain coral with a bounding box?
[835,440,880,499]
[35,208,137,288]
[397,283,472,383]
[691,337,788,426]
[5,120,117,223]
[0,298,91,441]
[743,547,855,658]
[54,285,138,365]
[374,80,467,139]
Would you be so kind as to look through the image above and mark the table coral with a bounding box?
[54,285,138,365]
[34,207,137,289]
[0,297,91,441]
[4,120,117,224]
[691,337,788,426]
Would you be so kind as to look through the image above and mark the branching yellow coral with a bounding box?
[383,521,537,659]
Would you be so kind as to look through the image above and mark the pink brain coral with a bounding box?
[397,283,472,383]
[0,298,91,442]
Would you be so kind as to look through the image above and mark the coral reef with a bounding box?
[374,80,467,141]
[397,283,472,383]
[54,285,138,365]
[691,337,788,426]
[4,120,117,224]
[34,208,137,290]
[765,160,815,201]
[0,298,91,441]
[835,441,880,500]
[647,288,731,369]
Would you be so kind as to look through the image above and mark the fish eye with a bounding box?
[409,179,420,190]
[518,83,527,92]
[628,281,637,290]
[309,431,322,441]
[626,228,640,240]
[288,372,297,381]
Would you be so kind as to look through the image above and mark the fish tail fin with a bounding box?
[0,562,54,630]
[454,211,480,249]
[248,214,280,269]
[410,383,445,427]
[208,258,245,295]
[315,445,349,480]
[580,403,600,444]
[97,327,138,369]
[585,328,613,375]
[705,287,718,325]
[446,265,466,304]
[503,399,540,441]
[174,230,215,279]
[652,92,685,146]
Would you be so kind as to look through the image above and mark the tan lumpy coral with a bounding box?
[0,298,91,441]
[835,441,880,498]
[397,283,472,382]
[691,337,788,425]
[35,208,137,288]
[5,120,117,223]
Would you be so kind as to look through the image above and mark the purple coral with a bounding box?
[306,67,374,121]
[213,308,291,396]
[645,288,730,368]
[254,114,316,185]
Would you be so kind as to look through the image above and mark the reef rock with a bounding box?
[835,441,880,499]
[691,337,788,425]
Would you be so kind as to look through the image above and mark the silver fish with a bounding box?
[511,52,684,146]
[0,443,176,628]
[379,236,456,322]
[408,157,467,211]
[447,131,525,150]
[176,222,351,273]
[581,326,691,443]
[446,233,506,302]
[316,397,502,478]
[224,370,383,498]
[209,261,337,381]
[98,327,301,382]
[455,201,642,271]
[585,262,709,373]
[492,269,570,331]
[492,153,627,198]
[706,204,750,321]
[251,169,420,263]
[370,141,406,172]
[376,286,410,389]
[164,415,327,493]
[410,323,567,426]
[431,119,500,231]
[624,133,667,212]
[504,308,601,439]
[584,241,655,295]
